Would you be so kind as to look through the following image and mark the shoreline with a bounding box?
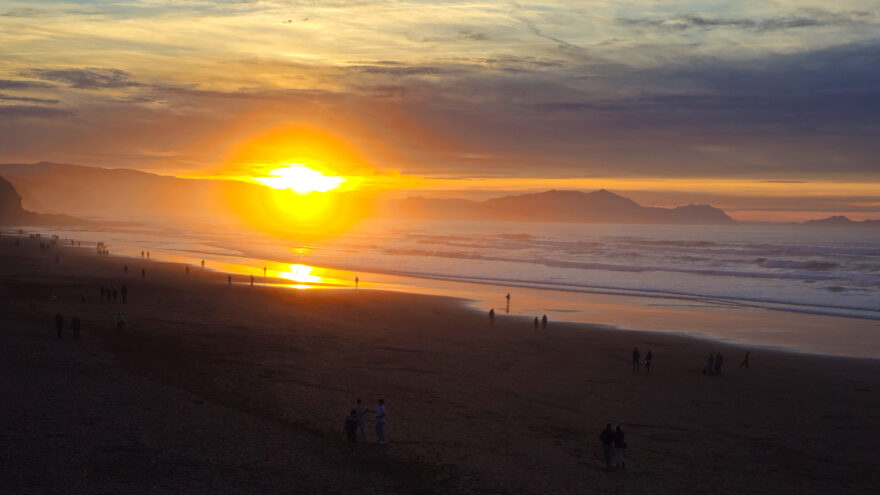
[4,227,880,359]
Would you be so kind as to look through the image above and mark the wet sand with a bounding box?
[1,236,879,494]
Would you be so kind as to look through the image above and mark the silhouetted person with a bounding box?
[228,275,232,286]
[186,265,189,276]
[116,313,124,333]
[141,268,146,280]
[263,266,267,277]
[645,350,653,374]
[541,314,547,330]
[54,313,63,339]
[600,424,615,469]
[714,352,723,375]
[250,274,254,286]
[201,259,205,268]
[533,316,539,332]
[355,276,359,288]
[375,399,387,444]
[146,251,150,259]
[71,316,81,342]
[124,264,128,273]
[614,425,626,468]
[704,353,714,375]
[740,351,750,369]
[632,347,640,373]
[141,251,144,258]
[488,308,495,325]
[121,284,128,304]
[505,292,510,313]
[344,409,359,454]
[355,399,371,443]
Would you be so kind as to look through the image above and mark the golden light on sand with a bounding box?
[255,164,346,194]
[278,264,322,288]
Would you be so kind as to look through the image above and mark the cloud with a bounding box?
[25,68,142,89]
[618,10,874,32]
[0,93,59,104]
[0,105,71,118]
[0,79,55,90]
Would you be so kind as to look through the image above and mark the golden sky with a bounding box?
[1,1,879,220]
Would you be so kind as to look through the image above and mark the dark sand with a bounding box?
[2,237,879,494]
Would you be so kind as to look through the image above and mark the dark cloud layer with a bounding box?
[25,68,142,89]
[0,105,71,118]
[618,10,874,32]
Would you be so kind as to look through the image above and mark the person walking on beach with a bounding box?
[600,424,615,469]
[613,425,627,468]
[250,274,254,287]
[355,276,359,288]
[541,314,547,331]
[124,264,128,274]
[375,399,387,444]
[71,316,81,342]
[632,347,640,373]
[533,316,539,333]
[121,284,128,304]
[186,265,189,276]
[355,399,371,443]
[147,251,150,260]
[141,251,144,258]
[714,352,724,375]
[505,292,511,313]
[228,275,232,286]
[263,266,267,277]
[489,308,495,325]
[141,268,146,280]
[740,351,750,369]
[703,353,714,374]
[54,313,64,339]
[645,350,653,374]
[116,313,125,333]
[201,259,205,268]
[344,409,359,454]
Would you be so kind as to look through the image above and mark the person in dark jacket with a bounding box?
[614,425,626,468]
[344,409,359,454]
[645,350,653,374]
[600,424,615,468]
[54,313,64,339]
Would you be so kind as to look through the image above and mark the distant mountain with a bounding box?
[802,215,880,227]
[0,175,82,226]
[0,162,257,223]
[382,189,736,225]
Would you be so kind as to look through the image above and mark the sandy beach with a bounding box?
[2,236,879,494]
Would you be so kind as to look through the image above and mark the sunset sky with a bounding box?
[1,1,879,220]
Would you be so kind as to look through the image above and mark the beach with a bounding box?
[2,237,879,494]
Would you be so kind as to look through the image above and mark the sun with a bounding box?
[255,164,345,194]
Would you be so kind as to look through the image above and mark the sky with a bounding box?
[1,0,879,220]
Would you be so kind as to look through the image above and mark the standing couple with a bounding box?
[346,398,388,452]
[599,424,627,469]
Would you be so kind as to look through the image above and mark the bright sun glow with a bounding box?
[255,164,345,193]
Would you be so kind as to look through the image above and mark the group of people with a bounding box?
[53,313,81,341]
[599,424,627,469]
[631,347,653,374]
[343,398,387,454]
[100,285,128,304]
